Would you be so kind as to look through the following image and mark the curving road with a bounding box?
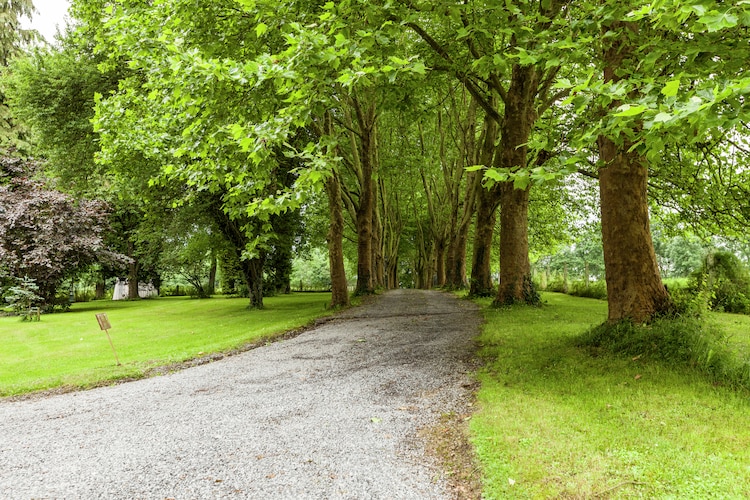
[0,289,481,499]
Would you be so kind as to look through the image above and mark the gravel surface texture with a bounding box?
[0,289,481,499]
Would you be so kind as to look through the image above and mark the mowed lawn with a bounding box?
[0,293,332,397]
[470,292,750,499]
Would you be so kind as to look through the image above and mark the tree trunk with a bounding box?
[325,172,350,308]
[469,187,497,297]
[446,224,470,289]
[95,280,105,300]
[207,253,217,295]
[353,99,376,296]
[469,116,499,297]
[598,140,670,322]
[240,256,264,309]
[494,64,538,306]
[372,184,385,289]
[495,183,535,305]
[598,20,671,323]
[127,241,139,299]
[435,237,447,288]
[445,172,477,290]
[206,193,264,309]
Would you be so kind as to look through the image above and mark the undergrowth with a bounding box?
[577,312,750,393]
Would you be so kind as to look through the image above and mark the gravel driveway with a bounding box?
[0,289,481,499]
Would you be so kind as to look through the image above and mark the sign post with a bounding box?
[95,313,121,366]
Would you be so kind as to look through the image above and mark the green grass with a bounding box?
[0,293,333,397]
[712,311,750,359]
[470,292,750,499]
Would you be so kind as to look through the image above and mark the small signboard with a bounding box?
[95,313,120,366]
[95,313,111,331]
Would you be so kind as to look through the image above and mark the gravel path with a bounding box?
[0,289,481,499]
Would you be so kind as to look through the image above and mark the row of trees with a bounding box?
[2,1,750,323]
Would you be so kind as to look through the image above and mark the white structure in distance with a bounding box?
[112,279,158,300]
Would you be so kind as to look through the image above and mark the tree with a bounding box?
[400,0,572,304]
[0,154,125,306]
[569,1,750,322]
[158,221,219,299]
[3,31,168,300]
[0,0,37,148]
[70,0,429,308]
[595,19,672,323]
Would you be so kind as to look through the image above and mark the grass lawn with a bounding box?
[470,292,750,499]
[0,293,332,397]
[713,311,750,359]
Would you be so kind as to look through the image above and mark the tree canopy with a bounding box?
[1,0,749,320]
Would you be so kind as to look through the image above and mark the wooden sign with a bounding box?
[95,313,120,366]
[96,313,112,331]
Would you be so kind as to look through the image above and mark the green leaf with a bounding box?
[515,48,538,65]
[513,171,530,190]
[553,78,573,89]
[614,104,648,117]
[484,168,508,183]
[698,11,739,32]
[255,22,268,37]
[661,79,680,97]
[465,165,486,172]
[653,112,672,123]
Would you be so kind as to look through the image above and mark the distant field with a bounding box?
[0,293,333,397]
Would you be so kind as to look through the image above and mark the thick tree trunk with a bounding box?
[469,187,497,297]
[598,138,670,322]
[386,258,398,289]
[598,20,671,323]
[241,256,264,309]
[95,280,105,300]
[206,193,264,309]
[495,183,535,305]
[494,64,538,306]
[325,172,350,308]
[469,115,499,297]
[446,227,469,289]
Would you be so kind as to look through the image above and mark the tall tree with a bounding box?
[0,154,125,305]
[565,1,750,321]
[401,1,570,304]
[596,19,671,322]
[0,0,37,150]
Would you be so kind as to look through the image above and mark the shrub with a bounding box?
[74,288,95,303]
[568,280,607,300]
[690,251,750,314]
[546,277,568,294]
[4,276,42,318]
[578,315,750,391]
